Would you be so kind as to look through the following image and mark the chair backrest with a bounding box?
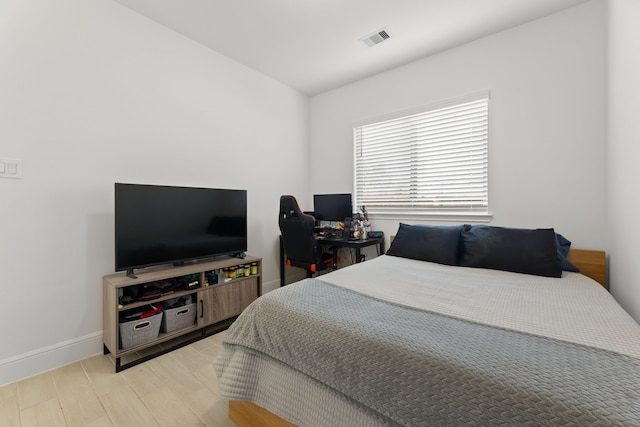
[279,195,323,271]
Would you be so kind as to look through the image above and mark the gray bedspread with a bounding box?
[216,278,640,426]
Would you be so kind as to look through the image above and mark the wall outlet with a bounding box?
[0,158,22,179]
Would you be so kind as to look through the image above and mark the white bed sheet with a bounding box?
[321,255,640,358]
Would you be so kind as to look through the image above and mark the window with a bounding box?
[353,92,489,219]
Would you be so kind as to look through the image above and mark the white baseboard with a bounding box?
[261,278,283,294]
[0,332,104,387]
[0,279,290,387]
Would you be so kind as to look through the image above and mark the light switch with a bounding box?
[0,157,22,179]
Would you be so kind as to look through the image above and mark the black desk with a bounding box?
[280,235,385,286]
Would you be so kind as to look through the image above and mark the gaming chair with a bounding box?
[279,195,337,278]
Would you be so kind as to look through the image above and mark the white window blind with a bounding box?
[354,92,489,217]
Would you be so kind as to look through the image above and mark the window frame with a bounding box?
[353,91,492,222]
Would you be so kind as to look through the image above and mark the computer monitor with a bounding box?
[313,193,353,222]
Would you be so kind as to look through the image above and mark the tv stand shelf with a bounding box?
[103,255,261,372]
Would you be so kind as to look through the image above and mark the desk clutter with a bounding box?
[317,219,381,241]
[314,205,383,240]
[316,228,384,240]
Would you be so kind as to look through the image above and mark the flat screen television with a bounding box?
[115,183,247,275]
[313,193,353,222]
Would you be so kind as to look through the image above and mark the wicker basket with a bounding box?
[119,311,162,349]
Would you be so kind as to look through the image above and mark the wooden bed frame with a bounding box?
[566,249,607,288]
[226,249,607,427]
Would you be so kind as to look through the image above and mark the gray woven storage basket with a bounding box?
[161,303,196,333]
[119,311,162,349]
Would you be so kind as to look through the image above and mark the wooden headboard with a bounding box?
[566,249,607,289]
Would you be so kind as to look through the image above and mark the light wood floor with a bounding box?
[0,331,236,427]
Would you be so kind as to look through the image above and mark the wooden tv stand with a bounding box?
[103,255,261,372]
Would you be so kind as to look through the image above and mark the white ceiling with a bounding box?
[113,0,589,96]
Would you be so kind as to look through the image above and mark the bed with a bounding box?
[214,224,640,426]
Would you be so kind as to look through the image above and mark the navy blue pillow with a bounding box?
[387,223,465,266]
[555,233,580,272]
[460,225,562,278]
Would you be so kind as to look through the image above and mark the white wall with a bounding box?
[0,0,309,385]
[607,0,640,320]
[3,0,636,387]
[310,2,608,271]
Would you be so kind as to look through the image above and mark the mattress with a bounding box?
[322,255,640,358]
[215,255,640,426]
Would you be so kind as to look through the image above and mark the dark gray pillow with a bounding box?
[387,223,464,266]
[459,225,562,278]
[555,233,580,272]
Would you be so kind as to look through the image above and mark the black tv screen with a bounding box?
[313,193,353,222]
[115,183,247,272]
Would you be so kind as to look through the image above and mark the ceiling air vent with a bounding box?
[360,28,391,47]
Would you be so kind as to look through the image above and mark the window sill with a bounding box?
[370,211,493,223]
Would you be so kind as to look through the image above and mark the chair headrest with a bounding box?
[280,195,304,217]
